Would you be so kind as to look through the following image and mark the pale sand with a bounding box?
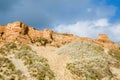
[30,45,78,80]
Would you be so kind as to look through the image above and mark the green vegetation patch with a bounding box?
[19,44,32,51]
[66,57,113,80]
[0,42,54,80]
[57,41,104,59]
[15,50,54,80]
[4,42,17,49]
[0,57,26,80]
[0,42,17,56]
[57,41,120,80]
[34,37,50,46]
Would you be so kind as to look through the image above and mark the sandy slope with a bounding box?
[30,45,78,80]
[1,43,120,80]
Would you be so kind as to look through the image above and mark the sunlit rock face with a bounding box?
[0,21,119,49]
[96,34,112,43]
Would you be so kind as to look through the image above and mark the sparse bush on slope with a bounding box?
[34,38,50,46]
[0,42,18,56]
[57,41,104,59]
[57,41,120,80]
[0,42,55,80]
[0,57,26,80]
[4,42,17,49]
[19,44,32,50]
[15,50,54,80]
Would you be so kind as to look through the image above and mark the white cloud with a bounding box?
[53,19,120,42]
[94,19,109,27]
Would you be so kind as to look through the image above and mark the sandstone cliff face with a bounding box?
[0,25,5,39]
[96,34,112,42]
[0,21,77,46]
[0,22,30,43]
[0,21,119,49]
[95,34,120,49]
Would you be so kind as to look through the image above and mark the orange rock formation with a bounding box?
[0,21,119,49]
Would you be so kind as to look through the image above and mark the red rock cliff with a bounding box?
[0,21,119,49]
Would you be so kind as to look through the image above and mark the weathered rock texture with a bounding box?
[0,21,119,49]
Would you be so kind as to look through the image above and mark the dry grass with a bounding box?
[57,41,120,80]
[0,41,120,80]
[0,43,55,80]
[4,42,17,49]
[15,50,55,80]
[57,41,104,60]
[0,57,26,80]
[0,42,17,56]
[108,49,120,61]
[19,44,32,51]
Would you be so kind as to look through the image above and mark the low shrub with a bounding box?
[57,41,104,59]
[0,42,18,56]
[66,57,113,80]
[15,50,54,80]
[19,44,32,50]
[4,42,17,49]
[0,42,55,80]
[57,41,120,80]
[35,38,49,46]
[0,57,26,80]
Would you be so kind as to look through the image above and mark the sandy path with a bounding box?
[30,45,75,80]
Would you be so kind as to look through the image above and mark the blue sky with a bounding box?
[0,0,120,41]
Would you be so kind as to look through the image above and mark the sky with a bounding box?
[0,0,120,42]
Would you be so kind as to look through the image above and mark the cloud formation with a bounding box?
[53,19,120,42]
[0,0,117,29]
[0,0,120,41]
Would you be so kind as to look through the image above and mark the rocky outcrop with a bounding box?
[6,21,28,35]
[0,25,5,37]
[0,21,77,45]
[1,22,30,43]
[0,21,119,50]
[95,34,120,49]
[96,34,112,43]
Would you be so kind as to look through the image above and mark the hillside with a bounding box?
[0,21,120,80]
